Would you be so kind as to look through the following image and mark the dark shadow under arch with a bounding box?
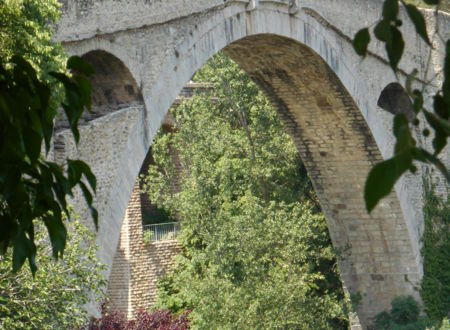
[55,50,144,132]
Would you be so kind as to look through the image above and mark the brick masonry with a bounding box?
[107,182,181,319]
[53,1,450,328]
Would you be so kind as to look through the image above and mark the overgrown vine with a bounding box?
[420,173,450,321]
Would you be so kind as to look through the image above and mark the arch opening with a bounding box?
[82,50,143,114]
[106,33,421,328]
[109,51,350,327]
[55,50,144,132]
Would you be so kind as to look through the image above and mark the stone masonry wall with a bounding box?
[107,182,181,319]
[106,207,132,318]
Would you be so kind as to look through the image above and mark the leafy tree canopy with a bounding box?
[0,0,65,106]
[0,215,106,330]
[0,0,97,273]
[143,53,349,329]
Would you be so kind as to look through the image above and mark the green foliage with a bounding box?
[0,0,63,65]
[143,230,154,244]
[439,319,450,330]
[391,296,420,324]
[375,296,435,330]
[0,0,98,273]
[0,215,106,329]
[420,176,450,321]
[144,53,348,329]
[374,297,450,330]
[353,0,450,212]
[377,311,393,329]
[0,56,97,274]
[375,176,449,330]
[350,292,363,312]
[353,28,371,56]
[0,0,66,107]
[142,207,174,226]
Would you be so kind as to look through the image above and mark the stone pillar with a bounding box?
[106,194,133,319]
[107,181,181,318]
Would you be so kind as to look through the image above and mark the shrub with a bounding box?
[88,304,190,330]
[0,219,105,330]
[420,176,450,321]
[391,296,420,324]
[374,296,448,330]
[376,311,392,330]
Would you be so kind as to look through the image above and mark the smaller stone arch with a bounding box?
[82,50,143,117]
[54,50,144,132]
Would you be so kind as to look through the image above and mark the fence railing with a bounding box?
[143,222,180,242]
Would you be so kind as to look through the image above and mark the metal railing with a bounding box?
[142,222,180,242]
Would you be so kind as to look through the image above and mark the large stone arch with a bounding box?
[56,1,449,327]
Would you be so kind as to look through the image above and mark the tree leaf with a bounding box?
[79,181,93,205]
[393,114,413,153]
[404,4,430,45]
[365,151,412,212]
[75,76,92,111]
[424,110,450,135]
[44,209,67,259]
[382,0,399,21]
[412,90,423,114]
[23,129,42,164]
[67,159,96,192]
[12,229,37,275]
[46,162,71,217]
[433,131,447,155]
[62,103,80,144]
[79,181,98,229]
[67,159,82,187]
[374,19,392,42]
[443,40,450,104]
[434,94,449,120]
[405,69,418,94]
[353,28,371,56]
[386,26,404,70]
[49,71,73,87]
[67,56,94,76]
[2,169,21,200]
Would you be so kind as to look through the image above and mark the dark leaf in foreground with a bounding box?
[365,152,411,212]
[353,28,370,56]
[386,26,404,71]
[404,4,430,45]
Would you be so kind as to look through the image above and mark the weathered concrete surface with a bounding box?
[53,1,450,328]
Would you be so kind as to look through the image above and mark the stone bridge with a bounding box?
[52,0,450,328]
